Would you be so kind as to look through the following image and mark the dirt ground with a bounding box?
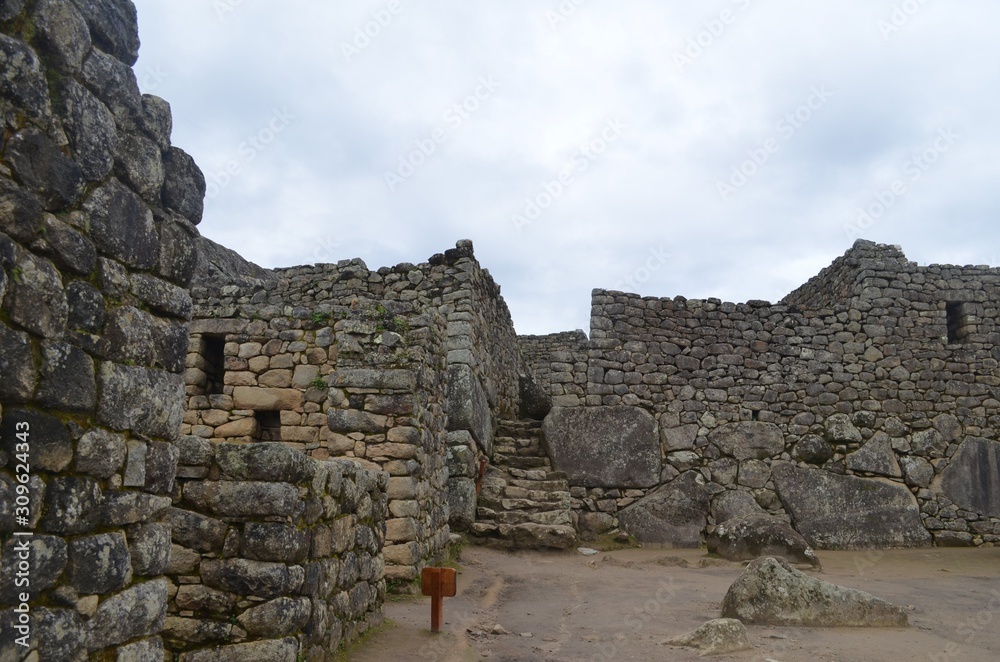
[345,544,1000,662]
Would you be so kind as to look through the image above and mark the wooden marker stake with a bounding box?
[421,567,457,633]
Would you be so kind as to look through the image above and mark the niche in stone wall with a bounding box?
[946,301,979,344]
[254,410,282,441]
[202,334,226,394]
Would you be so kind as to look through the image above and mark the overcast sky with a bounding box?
[132,0,1000,335]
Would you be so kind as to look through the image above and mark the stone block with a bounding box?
[176,637,298,662]
[236,596,311,637]
[243,522,309,564]
[159,507,228,553]
[542,406,660,488]
[0,323,36,402]
[1,408,73,472]
[216,441,313,482]
[845,435,901,477]
[100,491,172,526]
[127,523,171,575]
[75,428,127,478]
[0,535,66,604]
[200,559,305,599]
[40,476,102,535]
[617,472,711,547]
[86,579,167,651]
[97,362,184,441]
[661,422,698,451]
[447,364,493,455]
[183,481,303,518]
[939,437,1000,518]
[214,417,257,438]
[708,422,785,460]
[232,386,303,411]
[447,478,476,532]
[174,585,235,614]
[68,532,132,594]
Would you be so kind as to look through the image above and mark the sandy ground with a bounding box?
[346,545,1000,662]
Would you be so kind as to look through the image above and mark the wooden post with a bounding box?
[421,567,457,633]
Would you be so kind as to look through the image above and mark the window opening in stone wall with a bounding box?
[946,301,970,344]
[254,410,282,441]
[203,335,226,395]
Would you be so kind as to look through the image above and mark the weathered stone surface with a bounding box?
[4,251,67,339]
[35,607,85,660]
[159,507,228,553]
[508,523,576,550]
[845,435,901,477]
[68,532,132,594]
[0,32,49,122]
[661,422,699,451]
[70,0,140,65]
[176,434,215,466]
[708,515,820,567]
[542,406,660,488]
[1,408,72,472]
[130,273,193,320]
[162,616,232,645]
[711,490,766,524]
[618,472,711,547]
[518,374,551,420]
[448,364,494,455]
[0,178,44,243]
[0,535,66,604]
[183,481,303,518]
[793,435,834,465]
[86,579,168,651]
[328,409,386,434]
[772,464,930,549]
[176,637,298,662]
[447,478,476,532]
[911,428,947,457]
[709,422,785,460]
[200,559,305,599]
[66,280,106,332]
[100,491,172,527]
[331,368,416,391]
[215,442,313,482]
[939,437,1000,518]
[737,459,771,488]
[446,438,477,477]
[113,636,164,662]
[127,523,171,575]
[115,131,164,203]
[83,178,158,269]
[57,77,118,181]
[40,476,102,535]
[156,212,200,287]
[0,323,35,402]
[823,413,863,444]
[721,557,908,627]
[664,618,753,656]
[0,473,45,532]
[144,440,179,494]
[242,522,309,564]
[97,362,184,440]
[237,596,311,637]
[36,341,96,412]
[174,585,235,615]
[33,0,90,73]
[232,385,303,411]
[42,213,96,275]
[162,146,206,225]
[4,128,85,208]
[899,455,934,489]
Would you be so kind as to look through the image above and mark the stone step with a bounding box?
[502,486,571,502]
[509,479,569,493]
[495,510,574,527]
[494,455,549,470]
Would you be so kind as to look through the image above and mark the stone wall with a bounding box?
[526,241,1000,549]
[161,441,386,660]
[1,0,204,658]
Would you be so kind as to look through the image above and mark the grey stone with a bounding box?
[708,422,785,460]
[577,511,615,538]
[793,435,834,465]
[40,476,102,535]
[618,472,711,547]
[70,0,141,65]
[0,0,26,23]
[911,429,947,457]
[447,364,493,455]
[141,94,172,149]
[36,341,96,412]
[126,523,170,575]
[845,435,901,477]
[661,422,698,451]
[0,323,35,402]
[162,616,232,645]
[201,558,305,599]
[66,280,106,333]
[155,212,200,286]
[518,374,551,420]
[99,491,172,527]
[0,33,49,122]
[114,131,163,203]
[242,522,309,564]
[446,441,477,477]
[772,464,930,549]
[0,180,43,245]
[0,535,66,604]
[237,596,311,637]
[159,507,228,553]
[86,579,167,651]
[823,413,863,444]
[35,607,85,660]
[143,440,178,494]
[83,178,158,270]
[43,214,96,275]
[932,413,963,442]
[542,406,660,488]
[327,409,386,434]
[664,618,752,656]
[183,481,303,518]
[3,251,67,339]
[57,77,118,181]
[737,459,771,488]
[75,428,127,478]
[508,523,577,550]
[667,450,701,471]
[720,557,908,627]
[130,273,193,320]
[161,146,206,225]
[708,515,820,567]
[331,368,416,391]
[68,532,132,594]
[123,440,146,487]
[1,409,72,472]
[113,636,164,662]
[174,585,235,615]
[447,478,476,532]
[216,441,313,482]
[711,490,766,523]
[0,473,45,532]
[934,531,974,547]
[33,0,90,73]
[939,437,1000,518]
[97,362,184,440]
[176,637,298,662]
[4,127,85,208]
[899,455,934,489]
[176,434,215,466]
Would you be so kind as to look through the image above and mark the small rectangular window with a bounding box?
[202,335,226,394]
[946,301,974,344]
[254,410,282,441]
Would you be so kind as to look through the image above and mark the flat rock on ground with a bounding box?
[663,618,753,656]
[707,514,821,567]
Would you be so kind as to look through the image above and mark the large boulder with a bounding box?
[617,472,710,547]
[939,437,1000,518]
[542,406,660,488]
[845,435,901,477]
[447,364,493,457]
[509,523,576,550]
[664,618,753,656]
[707,515,820,567]
[518,374,551,420]
[708,422,785,460]
[772,464,930,549]
[721,557,908,627]
[711,490,765,523]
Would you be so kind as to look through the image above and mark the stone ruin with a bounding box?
[1,0,999,659]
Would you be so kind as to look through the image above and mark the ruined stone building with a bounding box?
[1,1,999,660]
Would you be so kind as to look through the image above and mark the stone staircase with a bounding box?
[469,420,577,550]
